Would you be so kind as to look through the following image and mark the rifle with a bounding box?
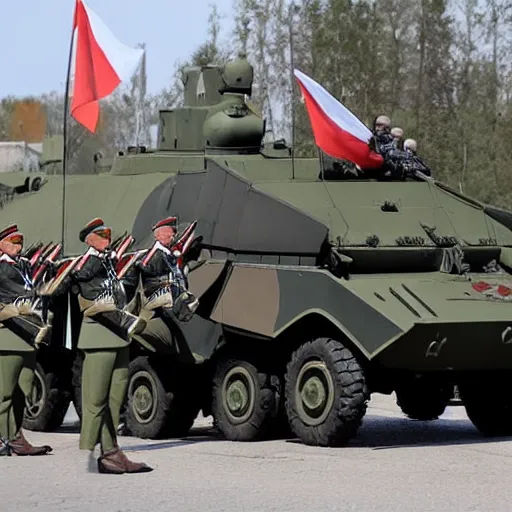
[37,255,81,297]
[117,249,147,280]
[113,234,135,262]
[113,235,140,279]
[22,241,42,261]
[33,243,63,285]
[31,242,55,270]
[174,221,198,268]
[110,231,128,252]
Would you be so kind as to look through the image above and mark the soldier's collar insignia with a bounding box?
[0,253,16,263]
[154,241,172,255]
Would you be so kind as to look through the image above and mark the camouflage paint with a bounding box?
[187,260,229,299]
[210,265,280,337]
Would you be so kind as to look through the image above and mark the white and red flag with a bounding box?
[294,69,383,169]
[70,0,144,133]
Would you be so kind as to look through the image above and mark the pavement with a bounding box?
[4,393,512,512]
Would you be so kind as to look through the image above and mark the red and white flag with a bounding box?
[294,69,383,169]
[70,0,144,133]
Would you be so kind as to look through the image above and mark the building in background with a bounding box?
[0,141,42,173]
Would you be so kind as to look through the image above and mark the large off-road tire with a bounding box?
[125,355,201,439]
[23,361,71,432]
[211,355,282,441]
[395,379,453,420]
[459,374,512,436]
[285,337,369,447]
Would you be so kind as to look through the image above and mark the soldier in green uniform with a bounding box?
[56,218,152,473]
[137,217,199,321]
[0,224,53,456]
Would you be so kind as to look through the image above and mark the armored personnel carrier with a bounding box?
[6,54,512,447]
[125,55,512,446]
[0,55,319,436]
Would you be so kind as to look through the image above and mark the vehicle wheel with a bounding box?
[285,337,369,447]
[211,356,282,441]
[23,362,71,432]
[395,378,452,420]
[459,374,512,436]
[125,356,201,439]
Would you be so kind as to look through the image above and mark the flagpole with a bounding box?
[288,2,296,180]
[61,13,76,255]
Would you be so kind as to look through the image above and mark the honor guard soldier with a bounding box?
[137,216,199,321]
[0,224,52,456]
[57,218,152,473]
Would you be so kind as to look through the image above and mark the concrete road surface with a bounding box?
[4,393,512,512]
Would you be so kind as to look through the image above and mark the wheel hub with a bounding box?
[295,360,335,426]
[222,366,256,424]
[24,370,46,420]
[301,375,328,410]
[128,371,158,424]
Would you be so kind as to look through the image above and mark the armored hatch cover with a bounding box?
[132,158,328,254]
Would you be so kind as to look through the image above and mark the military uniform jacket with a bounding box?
[72,248,132,351]
[369,132,418,178]
[71,248,125,307]
[0,254,35,304]
[0,254,37,352]
[137,242,186,297]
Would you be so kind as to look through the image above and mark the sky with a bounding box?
[0,0,234,99]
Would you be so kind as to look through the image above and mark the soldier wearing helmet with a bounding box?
[369,116,430,180]
[404,138,417,154]
[404,138,432,177]
[391,127,404,149]
[368,115,399,178]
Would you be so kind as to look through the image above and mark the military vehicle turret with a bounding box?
[7,53,512,447]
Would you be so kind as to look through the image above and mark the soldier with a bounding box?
[137,216,199,322]
[54,218,152,473]
[0,224,52,456]
[391,127,404,149]
[403,138,432,177]
[369,115,425,180]
[404,138,417,154]
[368,115,399,178]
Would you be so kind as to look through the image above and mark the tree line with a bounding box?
[1,0,511,207]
